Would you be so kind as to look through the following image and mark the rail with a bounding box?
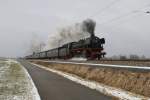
[31,60,150,71]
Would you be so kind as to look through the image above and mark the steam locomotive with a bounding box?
[25,19,106,60]
[26,34,106,60]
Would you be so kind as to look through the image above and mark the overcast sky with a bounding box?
[0,0,150,58]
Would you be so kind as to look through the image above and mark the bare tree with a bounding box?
[141,55,146,59]
[28,34,45,54]
[119,55,127,60]
[129,54,139,60]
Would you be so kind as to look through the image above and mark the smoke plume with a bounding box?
[44,19,96,50]
[82,19,96,35]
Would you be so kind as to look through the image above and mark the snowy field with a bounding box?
[0,59,40,100]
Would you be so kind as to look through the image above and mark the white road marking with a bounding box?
[31,63,150,100]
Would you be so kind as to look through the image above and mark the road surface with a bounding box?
[18,60,112,100]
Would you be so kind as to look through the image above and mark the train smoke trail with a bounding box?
[29,34,45,53]
[44,19,96,50]
[82,19,96,36]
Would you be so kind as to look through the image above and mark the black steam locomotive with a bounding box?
[26,19,106,60]
[26,34,106,60]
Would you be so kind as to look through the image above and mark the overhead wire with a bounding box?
[97,4,150,25]
[89,0,121,18]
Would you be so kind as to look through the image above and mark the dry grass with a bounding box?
[31,61,150,97]
[90,60,150,67]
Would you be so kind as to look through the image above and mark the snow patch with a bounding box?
[70,57,87,61]
[39,60,150,70]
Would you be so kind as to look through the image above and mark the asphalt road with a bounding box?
[18,60,112,100]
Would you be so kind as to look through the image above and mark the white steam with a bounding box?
[28,34,45,53]
[44,19,96,50]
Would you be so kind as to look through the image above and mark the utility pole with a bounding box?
[58,39,62,58]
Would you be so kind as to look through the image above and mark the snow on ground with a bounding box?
[70,57,87,61]
[0,59,41,100]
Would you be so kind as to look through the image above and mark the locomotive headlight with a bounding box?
[100,38,105,44]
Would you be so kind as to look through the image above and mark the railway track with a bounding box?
[30,60,150,72]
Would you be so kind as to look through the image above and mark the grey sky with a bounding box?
[0,0,150,57]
